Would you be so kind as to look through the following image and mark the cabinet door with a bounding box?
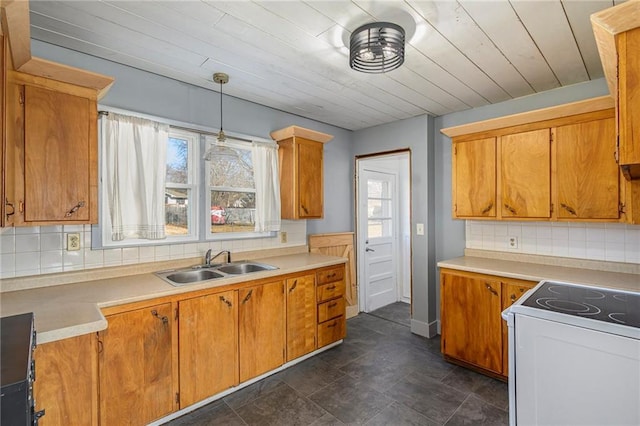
[441,271,502,374]
[286,274,316,361]
[555,118,619,219]
[619,27,640,171]
[453,137,496,218]
[179,290,238,407]
[24,85,93,222]
[500,129,551,218]
[501,279,536,376]
[239,281,285,382]
[298,139,323,218]
[99,303,175,425]
[35,334,97,426]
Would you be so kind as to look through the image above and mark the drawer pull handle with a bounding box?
[151,309,169,326]
[289,281,297,292]
[510,294,516,303]
[327,322,337,328]
[327,273,336,278]
[65,200,86,217]
[485,283,498,296]
[326,285,336,290]
[219,296,232,307]
[328,302,337,308]
[242,289,253,304]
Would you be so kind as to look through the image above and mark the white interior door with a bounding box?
[359,168,398,312]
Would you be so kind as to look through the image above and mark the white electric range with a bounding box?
[502,279,640,426]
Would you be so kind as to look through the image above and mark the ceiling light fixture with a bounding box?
[203,72,238,161]
[349,22,405,73]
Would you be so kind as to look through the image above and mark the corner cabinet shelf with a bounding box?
[270,125,333,220]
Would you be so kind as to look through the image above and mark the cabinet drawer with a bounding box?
[317,316,345,347]
[316,280,345,303]
[318,298,345,323]
[317,266,344,285]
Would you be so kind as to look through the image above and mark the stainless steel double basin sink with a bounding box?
[155,261,278,287]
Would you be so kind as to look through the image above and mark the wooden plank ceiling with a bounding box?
[28,0,623,131]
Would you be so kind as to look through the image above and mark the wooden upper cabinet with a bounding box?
[286,274,317,362]
[178,290,239,407]
[453,137,496,218]
[271,125,333,220]
[238,280,285,382]
[555,117,620,219]
[500,129,551,219]
[3,69,112,226]
[98,303,177,425]
[440,269,503,375]
[592,3,640,180]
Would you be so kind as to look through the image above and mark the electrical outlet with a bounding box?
[416,223,425,235]
[280,231,287,243]
[67,233,81,251]
[508,236,519,249]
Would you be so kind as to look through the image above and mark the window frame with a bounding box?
[94,107,275,249]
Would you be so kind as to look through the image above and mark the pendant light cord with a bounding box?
[219,80,223,135]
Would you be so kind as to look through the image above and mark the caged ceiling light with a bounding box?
[203,72,239,161]
[349,22,405,73]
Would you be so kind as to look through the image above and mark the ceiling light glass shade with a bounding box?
[350,22,405,73]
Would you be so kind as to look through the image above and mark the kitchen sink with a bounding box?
[165,269,225,284]
[155,261,278,286]
[216,262,278,275]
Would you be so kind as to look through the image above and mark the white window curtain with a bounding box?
[102,112,169,241]
[251,141,281,232]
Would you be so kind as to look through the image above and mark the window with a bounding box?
[206,136,271,240]
[165,129,198,240]
[97,110,277,248]
[367,178,393,238]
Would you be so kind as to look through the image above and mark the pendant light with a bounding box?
[203,72,238,161]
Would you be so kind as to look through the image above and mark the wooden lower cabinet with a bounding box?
[440,268,535,379]
[34,334,97,426]
[286,274,316,362]
[178,290,238,407]
[239,280,285,382]
[316,265,347,348]
[98,302,177,425]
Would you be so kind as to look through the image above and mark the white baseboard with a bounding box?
[410,318,439,338]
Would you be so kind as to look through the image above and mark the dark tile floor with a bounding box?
[166,302,509,425]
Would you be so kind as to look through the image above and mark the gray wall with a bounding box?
[433,78,610,323]
[32,40,355,235]
[353,115,437,335]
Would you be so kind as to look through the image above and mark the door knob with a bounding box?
[366,247,375,252]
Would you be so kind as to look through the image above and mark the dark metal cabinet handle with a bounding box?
[301,205,309,214]
[328,302,338,308]
[504,204,517,215]
[151,309,169,325]
[289,280,297,292]
[481,202,493,215]
[510,294,517,303]
[485,283,498,296]
[560,203,577,216]
[242,289,253,304]
[327,321,338,328]
[65,200,86,217]
[219,295,232,307]
[326,285,336,290]
[327,273,337,278]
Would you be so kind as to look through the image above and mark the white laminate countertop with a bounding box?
[438,256,640,293]
[0,253,346,344]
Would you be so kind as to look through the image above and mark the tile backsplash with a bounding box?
[0,221,307,279]
[466,221,640,264]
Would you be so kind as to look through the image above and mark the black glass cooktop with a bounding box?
[522,281,640,329]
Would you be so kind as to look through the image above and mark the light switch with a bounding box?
[416,223,424,235]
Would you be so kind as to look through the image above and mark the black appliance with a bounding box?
[1,313,45,425]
